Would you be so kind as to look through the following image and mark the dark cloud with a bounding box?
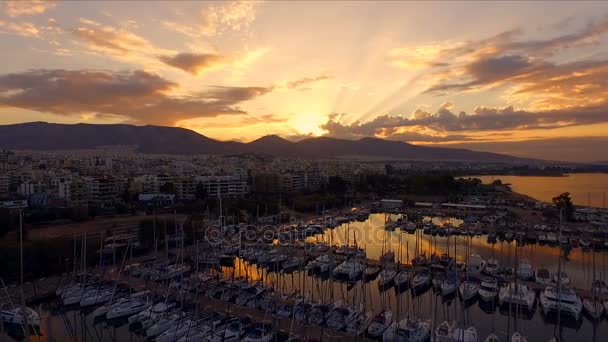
[320,104,608,140]
[417,16,608,98]
[159,52,226,75]
[0,69,272,125]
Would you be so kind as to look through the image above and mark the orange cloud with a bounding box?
[159,52,226,75]
[0,69,274,125]
[5,0,55,18]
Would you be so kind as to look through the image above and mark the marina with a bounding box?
[2,210,608,341]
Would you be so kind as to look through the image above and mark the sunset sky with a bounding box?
[1,1,608,162]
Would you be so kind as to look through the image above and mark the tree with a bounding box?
[552,192,574,221]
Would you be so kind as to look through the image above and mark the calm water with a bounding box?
[472,173,608,207]
[4,214,608,341]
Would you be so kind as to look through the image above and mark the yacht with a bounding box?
[485,258,499,276]
[539,286,582,320]
[441,271,459,297]
[378,269,397,287]
[592,279,608,297]
[498,283,535,311]
[365,265,381,280]
[80,288,113,307]
[511,332,528,342]
[466,254,486,278]
[435,321,478,342]
[535,268,552,285]
[346,311,372,336]
[552,271,570,286]
[91,297,128,319]
[367,309,392,337]
[459,280,480,301]
[146,313,181,337]
[327,306,359,331]
[0,304,40,327]
[107,296,150,320]
[333,259,364,280]
[412,268,432,293]
[582,298,604,320]
[156,319,197,342]
[394,271,410,288]
[516,259,534,281]
[382,317,431,342]
[484,333,500,342]
[128,302,173,325]
[546,233,558,244]
[242,324,274,342]
[478,277,498,302]
[307,254,332,273]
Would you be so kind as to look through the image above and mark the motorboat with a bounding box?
[516,259,534,281]
[539,286,582,320]
[394,271,410,288]
[382,317,431,342]
[367,309,392,337]
[435,321,478,342]
[582,298,604,320]
[459,280,480,301]
[378,269,397,287]
[478,277,498,302]
[0,304,40,326]
[498,283,535,311]
[466,254,486,278]
[535,268,552,285]
[552,271,570,286]
[485,258,499,276]
[346,310,372,336]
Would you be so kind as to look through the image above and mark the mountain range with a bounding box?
[0,122,527,162]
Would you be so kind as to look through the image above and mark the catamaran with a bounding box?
[498,283,535,311]
[539,286,582,320]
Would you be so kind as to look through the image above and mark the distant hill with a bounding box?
[0,122,527,162]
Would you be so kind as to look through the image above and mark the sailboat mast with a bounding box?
[19,209,30,339]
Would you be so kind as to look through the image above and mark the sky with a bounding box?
[1,1,608,162]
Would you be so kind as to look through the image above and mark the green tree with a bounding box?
[552,192,574,221]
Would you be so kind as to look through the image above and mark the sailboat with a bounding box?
[583,247,604,320]
[382,317,431,342]
[435,321,478,342]
[539,215,582,321]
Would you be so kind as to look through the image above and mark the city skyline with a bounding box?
[1,1,608,162]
